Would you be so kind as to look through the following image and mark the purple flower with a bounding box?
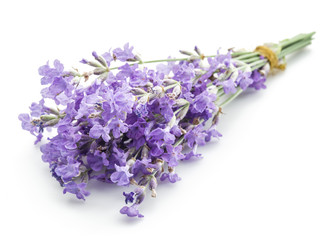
[38,60,64,85]
[108,118,128,138]
[131,157,151,175]
[237,71,253,90]
[205,126,222,142]
[50,163,64,186]
[249,70,267,90]
[80,59,88,64]
[109,144,130,166]
[170,125,182,137]
[185,125,207,148]
[120,204,144,218]
[63,182,90,200]
[41,75,74,104]
[156,60,175,75]
[147,127,175,145]
[172,62,195,83]
[123,192,135,204]
[184,144,203,161]
[221,78,237,94]
[135,104,148,118]
[113,43,135,61]
[29,99,45,117]
[102,50,113,65]
[89,124,111,142]
[110,164,133,186]
[192,90,217,113]
[87,151,108,172]
[54,157,80,182]
[198,51,231,82]
[34,133,43,145]
[162,145,184,167]
[160,172,181,183]
[116,64,148,87]
[18,113,38,135]
[75,97,96,120]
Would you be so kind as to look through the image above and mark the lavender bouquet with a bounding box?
[19,33,314,218]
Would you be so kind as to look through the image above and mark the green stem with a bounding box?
[108,52,260,71]
[235,52,259,60]
[105,33,314,73]
[280,32,315,49]
[279,39,313,58]
[173,136,185,147]
[219,88,243,108]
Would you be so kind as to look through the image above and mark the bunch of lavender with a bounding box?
[19,33,314,218]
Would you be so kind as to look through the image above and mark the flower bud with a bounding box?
[44,118,59,127]
[230,70,239,81]
[149,86,164,100]
[92,51,108,67]
[179,127,187,135]
[45,107,60,116]
[149,177,158,190]
[126,58,138,62]
[174,98,189,107]
[144,82,153,88]
[149,176,158,198]
[176,104,189,120]
[207,86,217,95]
[179,50,193,56]
[153,86,164,95]
[155,159,164,174]
[93,67,107,75]
[138,177,148,186]
[138,95,149,105]
[130,178,138,186]
[151,189,157,198]
[188,55,200,61]
[172,85,181,97]
[163,79,178,86]
[86,60,102,68]
[135,186,146,204]
[194,46,202,56]
[40,115,57,122]
[131,88,147,95]
[141,145,150,159]
[126,158,136,168]
[168,115,176,128]
[98,72,109,82]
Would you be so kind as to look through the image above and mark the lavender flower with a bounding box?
[160,172,181,183]
[123,192,135,204]
[113,43,135,61]
[120,204,144,218]
[18,32,314,218]
[63,182,90,200]
[55,159,80,182]
[110,164,133,186]
[89,124,111,142]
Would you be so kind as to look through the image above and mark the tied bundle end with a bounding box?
[255,45,286,71]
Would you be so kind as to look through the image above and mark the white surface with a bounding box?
[1,0,327,239]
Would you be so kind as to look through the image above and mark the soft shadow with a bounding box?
[66,197,87,206]
[118,215,144,224]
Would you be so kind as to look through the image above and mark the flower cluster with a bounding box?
[19,33,314,218]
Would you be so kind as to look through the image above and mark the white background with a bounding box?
[1,0,327,239]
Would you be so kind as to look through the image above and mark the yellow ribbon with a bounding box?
[254,45,286,71]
